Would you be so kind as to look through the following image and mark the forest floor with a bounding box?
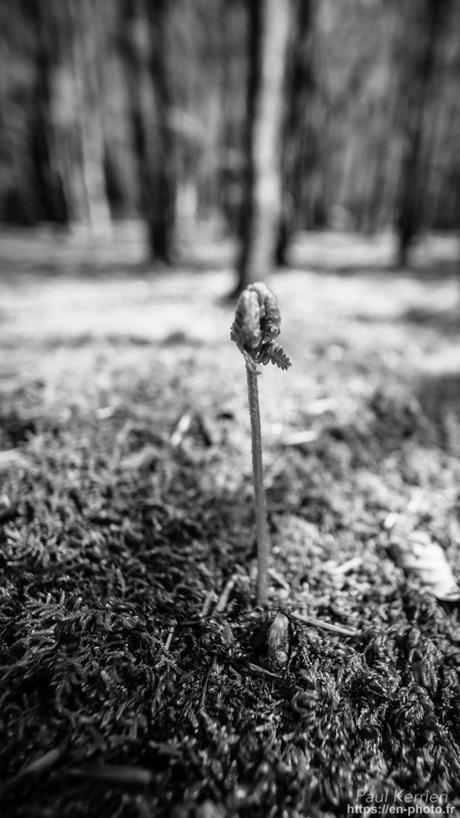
[0,225,460,818]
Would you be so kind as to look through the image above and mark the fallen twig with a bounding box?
[200,658,217,709]
[331,556,363,575]
[213,574,238,615]
[267,567,290,591]
[68,765,152,786]
[170,412,193,447]
[247,662,284,681]
[282,430,320,447]
[200,590,217,618]
[290,612,358,637]
[163,624,175,651]
[0,747,62,795]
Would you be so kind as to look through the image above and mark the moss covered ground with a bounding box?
[0,227,459,817]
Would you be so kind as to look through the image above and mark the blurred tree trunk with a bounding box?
[276,0,316,266]
[218,0,244,235]
[67,0,111,233]
[121,0,175,263]
[394,0,449,266]
[30,3,69,224]
[30,0,111,231]
[236,0,291,291]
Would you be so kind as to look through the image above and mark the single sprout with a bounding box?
[231,282,291,605]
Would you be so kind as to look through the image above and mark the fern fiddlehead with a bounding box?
[231,282,291,605]
[230,281,291,370]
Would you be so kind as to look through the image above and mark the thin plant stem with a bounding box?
[246,361,270,605]
[231,282,290,606]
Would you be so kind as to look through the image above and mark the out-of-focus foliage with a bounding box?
[0,0,459,239]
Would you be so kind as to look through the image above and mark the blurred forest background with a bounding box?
[1,0,460,288]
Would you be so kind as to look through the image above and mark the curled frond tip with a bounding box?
[230,281,291,370]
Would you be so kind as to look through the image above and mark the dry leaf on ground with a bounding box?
[390,531,460,602]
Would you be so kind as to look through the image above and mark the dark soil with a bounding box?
[0,229,459,817]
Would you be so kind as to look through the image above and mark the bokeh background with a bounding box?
[1,0,459,284]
